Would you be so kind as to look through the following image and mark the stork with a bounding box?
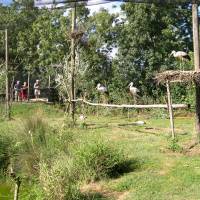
[79,114,87,128]
[129,82,139,104]
[96,83,108,103]
[79,114,87,121]
[96,83,107,93]
[170,50,191,71]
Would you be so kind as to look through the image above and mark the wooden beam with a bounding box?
[72,99,188,109]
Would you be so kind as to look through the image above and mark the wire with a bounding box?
[33,0,196,10]
[34,0,199,5]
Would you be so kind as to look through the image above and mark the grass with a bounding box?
[0,104,199,199]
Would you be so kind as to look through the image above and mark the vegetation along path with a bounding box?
[0,104,199,200]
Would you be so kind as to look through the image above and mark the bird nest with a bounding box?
[155,70,200,84]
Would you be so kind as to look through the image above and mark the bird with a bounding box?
[96,83,109,103]
[96,83,108,93]
[170,50,191,70]
[129,82,139,104]
[79,114,87,128]
[79,114,87,121]
[129,82,139,96]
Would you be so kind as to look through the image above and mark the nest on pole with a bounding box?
[155,70,200,84]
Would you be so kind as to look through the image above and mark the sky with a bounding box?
[0,0,122,14]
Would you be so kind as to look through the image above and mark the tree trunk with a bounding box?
[192,3,200,142]
[5,29,10,120]
[70,3,76,124]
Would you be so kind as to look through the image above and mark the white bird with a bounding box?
[170,50,191,70]
[79,114,86,121]
[96,83,108,94]
[170,50,191,61]
[129,82,139,96]
[129,82,139,104]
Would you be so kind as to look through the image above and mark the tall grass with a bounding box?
[1,109,130,199]
[0,134,12,172]
[39,155,80,200]
[73,138,127,182]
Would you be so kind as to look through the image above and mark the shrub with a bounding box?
[14,112,49,176]
[39,155,80,200]
[168,139,183,152]
[73,139,127,182]
[0,134,12,171]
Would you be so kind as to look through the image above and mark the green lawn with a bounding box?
[0,104,199,200]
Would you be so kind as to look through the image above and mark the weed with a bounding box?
[168,139,183,152]
[39,155,80,200]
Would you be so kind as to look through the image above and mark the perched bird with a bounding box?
[129,82,139,96]
[96,83,108,103]
[129,82,139,104]
[170,50,191,70]
[96,83,108,93]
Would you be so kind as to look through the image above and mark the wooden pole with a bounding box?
[48,75,51,88]
[70,2,76,124]
[166,81,175,139]
[27,72,30,100]
[14,177,21,200]
[192,2,200,143]
[5,29,10,120]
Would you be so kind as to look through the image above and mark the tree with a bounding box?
[111,3,193,103]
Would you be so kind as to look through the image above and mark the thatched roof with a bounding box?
[155,70,200,84]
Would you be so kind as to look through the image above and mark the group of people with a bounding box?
[14,80,40,102]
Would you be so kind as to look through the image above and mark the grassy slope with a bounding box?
[0,104,200,200]
[79,112,200,200]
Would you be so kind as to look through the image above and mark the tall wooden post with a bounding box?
[70,2,76,123]
[166,80,175,139]
[48,75,51,88]
[5,29,10,119]
[14,177,21,200]
[27,72,30,100]
[192,3,200,142]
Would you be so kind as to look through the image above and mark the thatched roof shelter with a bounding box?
[155,70,200,84]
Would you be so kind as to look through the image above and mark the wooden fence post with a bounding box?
[166,80,175,139]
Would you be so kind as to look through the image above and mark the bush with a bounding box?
[39,155,80,200]
[14,112,49,176]
[168,139,183,152]
[73,139,127,182]
[0,134,12,171]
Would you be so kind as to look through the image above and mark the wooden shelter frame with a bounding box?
[155,70,200,139]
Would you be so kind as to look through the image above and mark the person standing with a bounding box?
[21,82,28,101]
[34,80,40,99]
[14,81,21,102]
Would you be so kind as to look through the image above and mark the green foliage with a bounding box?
[73,138,127,181]
[14,112,49,176]
[0,134,12,171]
[39,156,80,200]
[168,139,183,152]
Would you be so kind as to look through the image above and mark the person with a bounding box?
[14,81,21,102]
[21,82,28,101]
[34,80,40,99]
